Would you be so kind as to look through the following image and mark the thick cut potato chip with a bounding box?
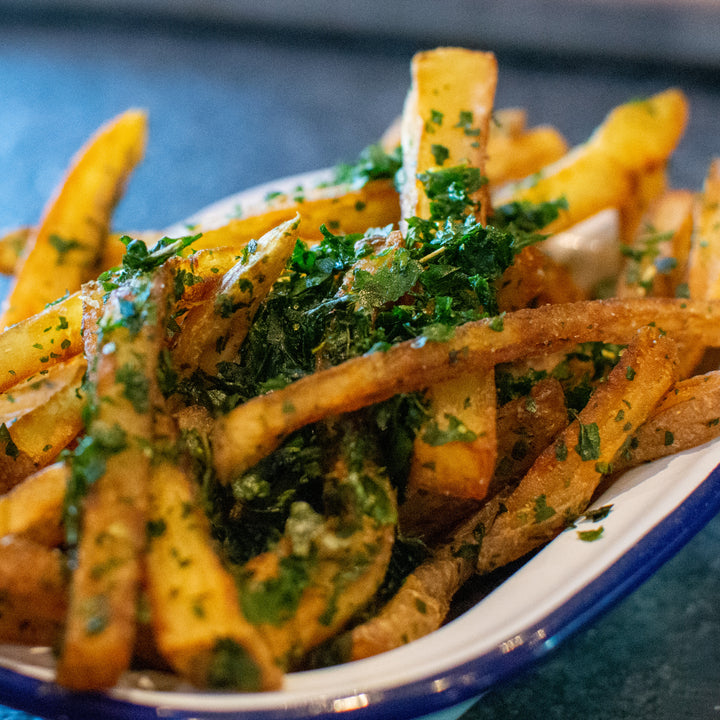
[400,47,497,224]
[0,110,147,328]
[0,537,67,646]
[476,325,678,572]
[0,462,68,546]
[146,460,282,690]
[57,271,168,690]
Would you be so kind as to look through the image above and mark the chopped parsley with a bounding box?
[0,423,19,459]
[577,526,604,542]
[421,413,478,446]
[333,143,402,189]
[575,421,601,461]
[533,494,556,523]
[431,143,450,166]
[206,639,262,691]
[49,233,82,264]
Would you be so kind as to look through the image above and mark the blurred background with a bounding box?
[1,0,719,233]
[0,2,719,719]
[4,0,720,67]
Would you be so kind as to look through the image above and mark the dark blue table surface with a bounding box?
[0,7,719,719]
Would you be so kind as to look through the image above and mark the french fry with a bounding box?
[186,178,399,251]
[171,217,300,375]
[400,47,497,225]
[492,107,527,138]
[381,106,526,158]
[495,89,688,235]
[212,297,720,482]
[0,291,83,394]
[0,355,85,491]
[0,228,163,277]
[145,459,282,690]
[399,47,499,500]
[1,110,147,328]
[56,270,168,690]
[407,371,497,500]
[0,227,31,275]
[585,89,688,174]
[345,498,500,661]
[496,244,586,311]
[485,124,568,187]
[587,89,686,242]
[617,164,668,247]
[380,106,565,189]
[0,461,68,546]
[239,423,396,669]
[688,159,720,301]
[494,149,633,235]
[612,370,720,472]
[0,354,85,425]
[0,536,67,646]
[676,160,720,376]
[617,189,694,299]
[476,325,678,572]
[491,377,568,494]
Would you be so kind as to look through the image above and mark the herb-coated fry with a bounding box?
[612,370,720,472]
[0,461,68,546]
[0,110,147,328]
[171,216,300,376]
[476,325,678,572]
[57,270,168,690]
[0,537,67,646]
[400,47,497,225]
[0,355,85,491]
[145,459,282,690]
[0,291,83,393]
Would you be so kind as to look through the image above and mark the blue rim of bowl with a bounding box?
[0,460,718,720]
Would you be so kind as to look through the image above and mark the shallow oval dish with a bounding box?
[2,171,720,720]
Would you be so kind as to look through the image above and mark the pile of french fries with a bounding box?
[1,46,720,694]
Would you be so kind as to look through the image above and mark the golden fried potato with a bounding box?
[0,537,67,646]
[171,217,299,376]
[145,460,282,690]
[613,370,720,472]
[0,291,82,394]
[407,372,497,500]
[0,462,68,546]
[492,377,568,493]
[617,188,694,299]
[476,325,678,572]
[0,110,147,328]
[188,178,399,250]
[0,227,31,275]
[400,47,497,224]
[0,355,85,491]
[57,271,168,690]
[347,498,500,661]
[240,427,396,669]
